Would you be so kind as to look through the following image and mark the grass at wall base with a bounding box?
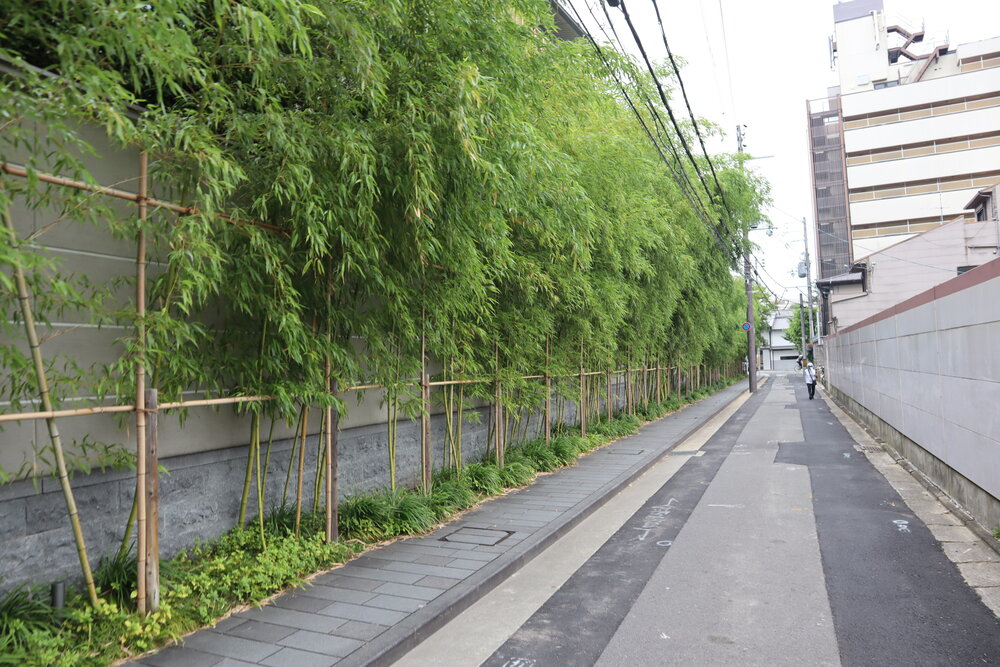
[0,376,741,666]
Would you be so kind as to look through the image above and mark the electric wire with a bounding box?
[565,0,743,268]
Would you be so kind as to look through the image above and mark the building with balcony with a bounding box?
[808,0,1000,278]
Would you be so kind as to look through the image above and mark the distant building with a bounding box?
[761,303,801,371]
[808,0,1000,281]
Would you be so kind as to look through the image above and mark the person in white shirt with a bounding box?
[803,362,817,400]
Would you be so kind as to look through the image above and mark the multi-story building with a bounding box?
[808,0,1000,327]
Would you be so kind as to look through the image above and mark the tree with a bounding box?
[787,303,819,357]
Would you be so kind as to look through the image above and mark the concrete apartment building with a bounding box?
[808,0,1000,302]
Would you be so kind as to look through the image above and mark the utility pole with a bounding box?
[737,125,756,393]
[801,217,816,348]
[799,292,808,359]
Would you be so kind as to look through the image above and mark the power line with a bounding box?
[565,0,743,269]
[648,0,737,221]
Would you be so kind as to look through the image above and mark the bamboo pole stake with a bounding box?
[325,369,338,543]
[544,336,551,445]
[135,152,149,615]
[144,388,159,611]
[494,342,503,466]
[420,323,431,493]
[578,343,586,437]
[294,404,308,537]
[606,369,612,421]
[1,184,98,606]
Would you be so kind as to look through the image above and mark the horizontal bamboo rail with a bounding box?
[0,365,694,423]
[1,162,285,234]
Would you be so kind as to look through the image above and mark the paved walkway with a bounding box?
[132,383,748,667]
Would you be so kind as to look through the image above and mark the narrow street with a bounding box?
[399,374,1000,667]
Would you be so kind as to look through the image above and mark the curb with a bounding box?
[343,379,760,666]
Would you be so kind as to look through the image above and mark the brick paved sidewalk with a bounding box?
[131,382,747,667]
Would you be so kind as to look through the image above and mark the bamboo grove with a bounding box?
[0,0,770,605]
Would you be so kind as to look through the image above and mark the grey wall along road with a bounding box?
[403,373,999,666]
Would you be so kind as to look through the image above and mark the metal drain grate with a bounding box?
[854,444,882,453]
[605,449,644,456]
[439,526,514,546]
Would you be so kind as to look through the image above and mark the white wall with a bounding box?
[843,105,1000,152]
[826,258,1000,508]
[842,66,1000,116]
[846,144,1000,189]
[849,188,979,226]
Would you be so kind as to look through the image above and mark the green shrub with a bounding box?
[550,436,581,465]
[389,491,436,535]
[94,546,137,609]
[0,582,56,652]
[522,441,561,471]
[497,461,535,488]
[462,463,504,496]
[339,493,394,542]
[429,480,476,519]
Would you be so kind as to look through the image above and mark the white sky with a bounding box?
[565,0,1000,303]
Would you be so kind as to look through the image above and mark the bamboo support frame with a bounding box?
[0,363,704,425]
[544,336,551,445]
[0,162,285,233]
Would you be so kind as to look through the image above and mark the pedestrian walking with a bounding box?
[803,362,817,400]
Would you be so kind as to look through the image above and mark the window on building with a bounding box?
[957,265,978,275]
[976,205,987,221]
[874,80,900,89]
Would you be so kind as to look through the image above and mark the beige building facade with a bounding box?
[809,0,1000,281]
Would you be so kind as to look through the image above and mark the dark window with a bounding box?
[976,205,987,222]
[957,265,978,275]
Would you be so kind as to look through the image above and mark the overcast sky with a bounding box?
[566,0,1000,303]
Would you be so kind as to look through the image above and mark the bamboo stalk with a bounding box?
[134,152,149,615]
[144,389,160,611]
[326,374,339,543]
[294,403,309,537]
[282,404,305,505]
[544,336,550,445]
[420,322,431,494]
[578,344,586,437]
[3,183,100,606]
[494,342,503,466]
[252,411,266,549]
[312,409,326,514]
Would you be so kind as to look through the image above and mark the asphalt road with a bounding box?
[404,374,1000,666]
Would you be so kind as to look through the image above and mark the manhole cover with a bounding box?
[440,527,514,546]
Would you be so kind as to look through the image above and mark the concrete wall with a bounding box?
[1,385,620,590]
[825,256,1000,530]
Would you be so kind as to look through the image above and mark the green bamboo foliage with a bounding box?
[0,0,770,597]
